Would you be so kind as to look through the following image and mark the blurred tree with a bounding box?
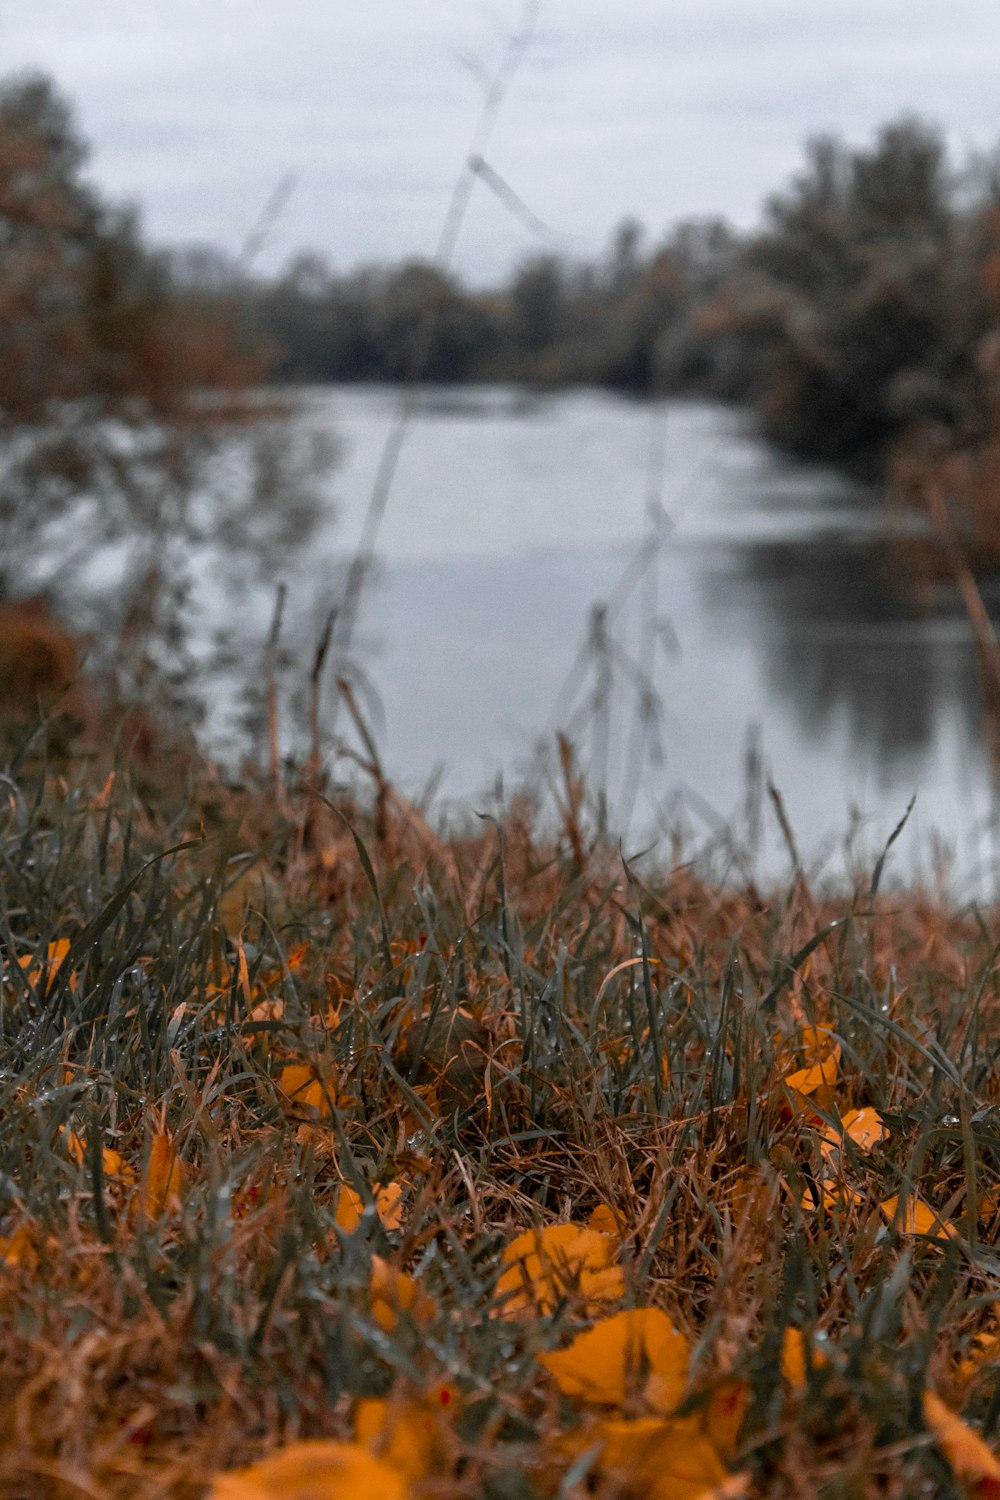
[702,119,976,468]
[509,254,565,354]
[370,261,498,381]
[0,76,334,738]
[606,217,644,296]
[0,72,329,727]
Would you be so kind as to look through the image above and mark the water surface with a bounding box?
[236,385,1000,888]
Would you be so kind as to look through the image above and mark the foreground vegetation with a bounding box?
[7,62,1000,1499]
[4,734,1000,1499]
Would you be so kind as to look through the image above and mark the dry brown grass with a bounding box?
[1,753,999,1497]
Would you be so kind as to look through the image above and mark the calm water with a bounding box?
[218,385,1000,889]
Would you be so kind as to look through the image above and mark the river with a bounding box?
[209,384,1000,891]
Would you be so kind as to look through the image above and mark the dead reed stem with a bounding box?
[264,581,286,796]
[922,475,1000,780]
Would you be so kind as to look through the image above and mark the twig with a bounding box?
[922,474,1000,779]
[264,582,286,794]
[328,1,544,694]
[307,608,336,788]
[556,733,586,868]
[336,675,389,841]
[767,778,816,925]
[589,604,612,838]
[238,172,299,273]
[468,154,582,248]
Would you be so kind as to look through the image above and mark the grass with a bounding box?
[2,742,1000,1498]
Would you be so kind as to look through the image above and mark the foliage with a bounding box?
[700,119,1000,471]
[3,739,1000,1496]
[0,72,331,709]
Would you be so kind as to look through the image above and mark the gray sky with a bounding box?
[3,1,1000,282]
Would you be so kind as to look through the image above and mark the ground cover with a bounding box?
[2,755,1000,1498]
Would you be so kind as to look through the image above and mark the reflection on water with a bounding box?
[703,535,986,771]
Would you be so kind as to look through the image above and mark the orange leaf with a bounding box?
[800,1177,862,1213]
[205,1439,408,1500]
[374,1180,405,1231]
[781,1328,829,1390]
[783,1051,838,1098]
[700,1377,750,1461]
[957,1307,1000,1382]
[841,1106,887,1152]
[335,1185,365,1235]
[334,1182,405,1236]
[235,937,252,1008]
[64,1129,135,1183]
[559,1414,746,1500]
[354,1390,454,1484]
[800,1025,840,1063]
[369,1254,436,1332]
[924,1390,1000,1499]
[16,938,76,994]
[587,1202,626,1238]
[539,1308,689,1414]
[495,1222,623,1319]
[140,1132,184,1218]
[879,1194,958,1240]
[0,1222,39,1270]
[279,1063,335,1120]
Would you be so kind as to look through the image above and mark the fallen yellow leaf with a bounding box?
[781,1328,829,1390]
[776,1025,839,1069]
[980,1189,1000,1227]
[879,1194,958,1240]
[699,1377,750,1461]
[539,1307,689,1414]
[64,1129,135,1183]
[335,1181,405,1236]
[587,1202,626,1238]
[16,938,76,994]
[957,1306,1000,1382]
[205,1439,408,1500]
[335,1185,365,1235]
[841,1106,888,1152]
[495,1222,624,1318]
[139,1132,184,1218]
[279,1063,335,1120]
[923,1390,1000,1499]
[0,1222,38,1270]
[558,1414,746,1500]
[783,1051,838,1099]
[374,1180,405,1231]
[369,1254,436,1331]
[800,1176,862,1213]
[355,1387,455,1485]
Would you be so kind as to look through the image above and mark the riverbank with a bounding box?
[3,748,1000,1497]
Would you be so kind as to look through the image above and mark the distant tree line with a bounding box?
[173,118,1000,484]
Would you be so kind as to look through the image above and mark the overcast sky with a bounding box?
[3,1,1000,282]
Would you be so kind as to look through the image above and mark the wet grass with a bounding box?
[2,750,1000,1497]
